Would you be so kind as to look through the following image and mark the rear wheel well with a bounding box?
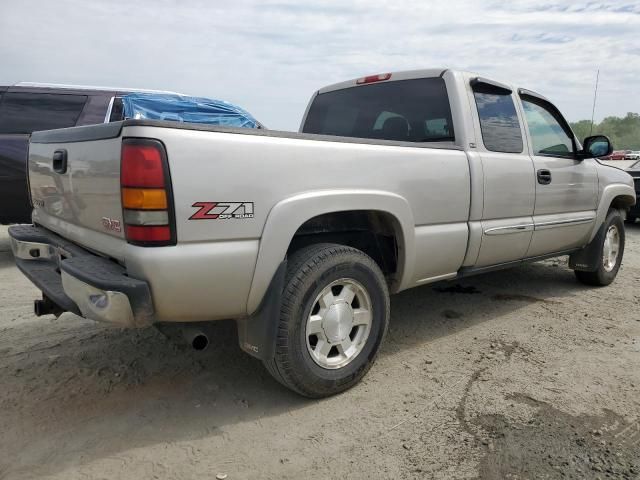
[287,211,401,286]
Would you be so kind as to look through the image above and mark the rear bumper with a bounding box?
[8,224,154,327]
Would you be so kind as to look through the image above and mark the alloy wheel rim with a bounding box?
[602,225,620,272]
[305,278,372,369]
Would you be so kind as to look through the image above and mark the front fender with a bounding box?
[246,189,415,314]
[590,183,636,242]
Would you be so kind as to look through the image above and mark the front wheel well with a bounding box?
[610,194,635,211]
[287,211,401,286]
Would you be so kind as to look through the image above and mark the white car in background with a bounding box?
[624,151,640,160]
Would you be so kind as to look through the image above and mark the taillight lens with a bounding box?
[121,138,176,246]
[121,144,165,187]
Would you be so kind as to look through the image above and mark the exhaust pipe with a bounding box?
[183,328,209,351]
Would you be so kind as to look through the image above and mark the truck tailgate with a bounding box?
[29,124,126,260]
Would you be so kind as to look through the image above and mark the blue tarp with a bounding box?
[121,93,261,129]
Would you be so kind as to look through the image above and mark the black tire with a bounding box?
[575,209,625,286]
[264,243,390,398]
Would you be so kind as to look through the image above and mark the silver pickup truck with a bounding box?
[8,68,636,397]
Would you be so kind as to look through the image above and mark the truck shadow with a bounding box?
[0,228,637,477]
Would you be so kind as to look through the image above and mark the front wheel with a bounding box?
[575,209,625,286]
[263,243,390,398]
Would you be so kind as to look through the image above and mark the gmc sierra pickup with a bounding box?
[8,68,636,397]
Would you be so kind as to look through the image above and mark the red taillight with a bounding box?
[125,225,172,242]
[120,139,175,246]
[356,73,392,85]
[121,144,165,187]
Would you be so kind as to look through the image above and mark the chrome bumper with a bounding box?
[8,225,153,328]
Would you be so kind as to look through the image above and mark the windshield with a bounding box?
[302,77,455,143]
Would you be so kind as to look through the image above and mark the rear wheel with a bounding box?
[575,209,625,286]
[264,243,390,398]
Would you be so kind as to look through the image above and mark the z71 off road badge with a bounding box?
[190,202,254,220]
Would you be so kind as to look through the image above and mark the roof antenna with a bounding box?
[590,69,599,136]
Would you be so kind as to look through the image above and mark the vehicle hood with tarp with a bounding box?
[120,93,262,128]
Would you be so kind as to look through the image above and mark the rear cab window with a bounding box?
[0,92,88,134]
[302,77,455,143]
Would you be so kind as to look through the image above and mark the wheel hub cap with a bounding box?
[602,225,620,272]
[322,301,353,343]
[305,278,373,370]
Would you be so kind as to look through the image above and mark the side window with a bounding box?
[472,86,523,153]
[0,92,88,134]
[521,97,574,157]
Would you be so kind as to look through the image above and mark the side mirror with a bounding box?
[582,135,613,159]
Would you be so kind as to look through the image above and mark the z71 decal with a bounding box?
[190,202,254,220]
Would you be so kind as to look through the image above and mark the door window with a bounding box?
[0,92,88,134]
[521,97,575,157]
[472,87,523,154]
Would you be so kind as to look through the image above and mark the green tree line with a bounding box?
[571,112,640,150]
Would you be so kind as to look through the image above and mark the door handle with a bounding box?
[52,149,67,174]
[537,169,552,185]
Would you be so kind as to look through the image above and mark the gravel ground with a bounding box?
[0,224,639,479]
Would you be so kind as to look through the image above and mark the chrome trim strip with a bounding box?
[484,224,534,236]
[15,82,181,95]
[416,272,457,284]
[534,217,594,230]
[103,96,115,124]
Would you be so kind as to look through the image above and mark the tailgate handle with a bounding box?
[52,150,68,174]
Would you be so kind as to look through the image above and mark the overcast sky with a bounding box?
[1,1,639,131]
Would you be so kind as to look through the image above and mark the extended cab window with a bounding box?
[521,97,575,157]
[472,84,523,153]
[302,78,454,143]
[0,92,88,134]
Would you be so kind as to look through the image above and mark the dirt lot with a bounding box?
[1,224,639,480]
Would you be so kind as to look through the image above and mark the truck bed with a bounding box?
[27,119,471,322]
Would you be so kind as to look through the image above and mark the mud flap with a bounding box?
[569,223,605,272]
[236,260,287,361]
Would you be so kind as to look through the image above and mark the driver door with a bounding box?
[518,92,598,257]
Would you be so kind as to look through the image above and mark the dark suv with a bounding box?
[626,159,640,223]
[0,83,166,224]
